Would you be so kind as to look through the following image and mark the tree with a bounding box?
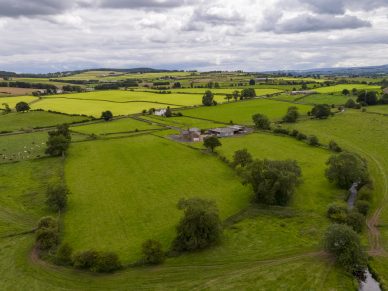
[49,124,71,140]
[243,159,302,205]
[37,216,58,230]
[55,243,73,265]
[282,106,299,123]
[249,79,256,86]
[342,89,350,95]
[15,101,30,112]
[252,114,270,130]
[46,185,68,211]
[357,90,378,105]
[225,94,233,103]
[327,203,348,223]
[241,88,256,99]
[329,140,342,153]
[325,152,369,189]
[311,104,331,119]
[92,252,122,273]
[232,149,253,167]
[165,106,173,117]
[307,135,319,146]
[101,110,113,121]
[2,103,11,113]
[355,200,370,216]
[232,90,240,101]
[346,211,364,233]
[202,90,214,106]
[203,136,221,152]
[35,228,59,250]
[142,239,165,265]
[173,198,222,252]
[324,224,367,278]
[45,135,70,157]
[344,98,356,108]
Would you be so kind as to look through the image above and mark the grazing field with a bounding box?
[140,115,225,129]
[365,105,388,115]
[169,88,283,95]
[0,87,38,96]
[216,132,344,213]
[298,93,356,105]
[46,90,227,106]
[71,117,161,135]
[64,135,252,263]
[315,84,381,93]
[0,111,88,132]
[56,71,192,81]
[31,98,178,117]
[0,96,39,109]
[183,98,312,124]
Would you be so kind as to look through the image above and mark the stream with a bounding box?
[347,183,382,291]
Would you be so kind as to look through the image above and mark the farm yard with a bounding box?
[0,69,387,290]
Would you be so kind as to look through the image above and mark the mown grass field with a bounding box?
[0,96,39,109]
[71,117,161,135]
[55,71,192,81]
[183,98,312,124]
[315,84,381,93]
[45,90,227,106]
[64,135,252,263]
[0,111,88,132]
[31,98,178,117]
[365,105,388,115]
[169,88,283,95]
[140,115,225,129]
[298,93,357,105]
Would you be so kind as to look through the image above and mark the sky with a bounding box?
[0,0,388,73]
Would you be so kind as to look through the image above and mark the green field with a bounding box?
[365,105,388,115]
[315,84,381,93]
[71,117,161,135]
[183,98,312,124]
[0,96,39,109]
[64,135,252,263]
[31,98,178,117]
[55,71,192,81]
[169,88,283,95]
[140,115,225,129]
[0,111,88,132]
[298,93,356,105]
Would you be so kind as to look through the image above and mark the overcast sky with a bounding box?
[0,0,387,73]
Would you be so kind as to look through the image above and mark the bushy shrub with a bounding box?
[55,243,73,265]
[72,250,99,269]
[345,211,365,233]
[358,185,373,202]
[37,216,58,230]
[355,200,370,216]
[307,135,319,146]
[327,203,348,223]
[46,185,68,211]
[142,239,165,265]
[282,106,299,123]
[329,140,342,152]
[289,129,299,137]
[252,113,270,130]
[296,132,307,140]
[232,149,253,168]
[273,128,290,135]
[92,252,122,273]
[35,228,59,250]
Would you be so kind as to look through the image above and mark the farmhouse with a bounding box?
[154,109,167,116]
[181,127,202,142]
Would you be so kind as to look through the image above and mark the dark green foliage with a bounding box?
[46,185,68,211]
[45,135,70,156]
[165,106,173,117]
[311,104,331,119]
[252,113,270,130]
[344,98,356,108]
[2,103,11,113]
[91,252,122,273]
[273,128,290,135]
[342,89,350,95]
[324,224,367,278]
[357,90,378,105]
[35,228,59,250]
[49,124,71,140]
[203,136,221,152]
[101,110,113,121]
[15,101,30,112]
[72,250,99,269]
[358,185,373,202]
[37,216,58,230]
[329,140,342,153]
[355,200,370,216]
[290,129,299,137]
[141,239,165,265]
[249,79,256,86]
[173,198,222,252]
[282,106,299,123]
[327,203,348,223]
[232,149,252,167]
[325,152,369,189]
[55,243,73,265]
[243,159,302,206]
[232,90,239,101]
[296,132,307,140]
[345,211,364,233]
[241,88,256,99]
[202,90,214,106]
[307,135,319,146]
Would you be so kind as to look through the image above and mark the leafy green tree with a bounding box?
[357,90,378,105]
[101,110,113,121]
[92,252,122,273]
[173,198,222,252]
[55,243,73,265]
[232,149,252,167]
[243,159,302,205]
[241,88,256,99]
[311,104,331,119]
[249,79,256,86]
[252,113,270,130]
[72,250,99,269]
[2,103,11,113]
[15,101,30,112]
[282,106,299,123]
[325,152,369,189]
[35,228,59,250]
[345,211,364,233]
[307,135,319,146]
[203,136,221,152]
[165,106,173,117]
[324,224,367,278]
[329,140,342,153]
[46,185,68,211]
[225,94,233,102]
[142,239,165,265]
[342,89,350,95]
[232,90,240,101]
[355,200,370,216]
[45,135,70,157]
[326,203,348,223]
[202,90,214,106]
[37,216,58,230]
[49,124,71,140]
[344,98,356,108]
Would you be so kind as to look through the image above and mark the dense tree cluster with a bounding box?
[45,124,71,157]
[202,90,216,106]
[15,101,30,112]
[252,113,271,130]
[282,106,299,123]
[311,104,331,119]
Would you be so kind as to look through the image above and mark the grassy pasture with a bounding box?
[170,88,283,95]
[0,96,39,109]
[56,71,191,81]
[183,98,312,124]
[64,135,252,263]
[71,117,161,135]
[140,115,225,129]
[31,98,178,117]
[47,90,226,106]
[365,105,388,115]
[0,111,88,133]
[315,84,381,93]
[0,132,48,163]
[0,87,38,96]
[298,93,356,105]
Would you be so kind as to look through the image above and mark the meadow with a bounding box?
[297,93,356,105]
[139,115,225,129]
[183,98,312,124]
[314,84,381,93]
[169,88,283,95]
[0,111,88,132]
[0,96,39,109]
[365,105,388,115]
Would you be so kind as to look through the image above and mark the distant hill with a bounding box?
[264,64,388,76]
